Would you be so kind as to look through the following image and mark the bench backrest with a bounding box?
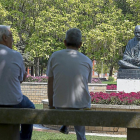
[0,108,139,128]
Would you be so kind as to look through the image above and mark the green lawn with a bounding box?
[35,104,43,109]
[32,131,126,140]
[102,81,117,85]
[33,104,126,140]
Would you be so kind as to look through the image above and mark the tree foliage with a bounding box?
[0,0,139,76]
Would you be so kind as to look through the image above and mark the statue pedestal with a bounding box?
[117,69,140,93]
[117,79,140,93]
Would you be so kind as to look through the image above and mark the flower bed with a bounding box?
[25,75,48,82]
[90,92,140,105]
[25,76,102,83]
[91,78,102,84]
[106,84,117,90]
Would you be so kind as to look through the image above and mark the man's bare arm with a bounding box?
[48,76,54,108]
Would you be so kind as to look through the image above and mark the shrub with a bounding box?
[108,76,114,82]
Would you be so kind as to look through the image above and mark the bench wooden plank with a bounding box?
[0,108,140,128]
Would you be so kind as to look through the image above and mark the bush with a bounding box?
[108,76,114,82]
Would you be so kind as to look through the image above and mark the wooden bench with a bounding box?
[0,108,140,140]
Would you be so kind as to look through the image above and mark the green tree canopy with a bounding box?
[0,0,138,76]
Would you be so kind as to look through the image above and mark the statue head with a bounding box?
[134,25,140,41]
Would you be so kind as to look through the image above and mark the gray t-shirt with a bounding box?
[46,49,92,108]
[0,44,25,105]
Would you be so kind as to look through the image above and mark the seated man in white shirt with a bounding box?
[0,25,35,140]
[46,28,92,140]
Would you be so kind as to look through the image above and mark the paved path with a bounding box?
[33,124,126,138]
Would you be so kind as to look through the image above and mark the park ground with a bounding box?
[34,104,126,140]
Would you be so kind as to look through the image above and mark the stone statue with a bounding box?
[118,25,140,69]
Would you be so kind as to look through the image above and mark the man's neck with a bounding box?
[0,42,12,49]
[0,42,7,47]
[66,46,78,50]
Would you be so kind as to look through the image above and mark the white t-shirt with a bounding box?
[0,44,25,105]
[46,49,92,108]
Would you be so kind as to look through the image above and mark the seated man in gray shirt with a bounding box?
[46,28,92,140]
[0,25,35,140]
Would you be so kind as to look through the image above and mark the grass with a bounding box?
[35,104,43,109]
[32,131,126,140]
[33,104,126,140]
[102,81,117,85]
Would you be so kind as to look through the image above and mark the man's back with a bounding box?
[47,49,92,108]
[0,25,35,140]
[47,28,92,140]
[0,44,24,105]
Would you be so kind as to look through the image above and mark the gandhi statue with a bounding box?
[118,25,140,69]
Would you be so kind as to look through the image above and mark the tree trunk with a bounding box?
[34,57,39,76]
[109,66,113,77]
[41,67,43,76]
[31,66,34,76]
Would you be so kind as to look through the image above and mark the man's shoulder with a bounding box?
[7,50,23,63]
[54,49,65,54]
[0,45,22,57]
[11,50,22,58]
[79,52,92,62]
[51,50,65,57]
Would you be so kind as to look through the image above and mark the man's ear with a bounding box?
[2,34,7,42]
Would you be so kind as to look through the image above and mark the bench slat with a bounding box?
[0,108,140,128]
